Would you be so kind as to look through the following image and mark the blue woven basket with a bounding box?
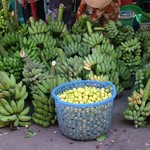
[52,80,117,140]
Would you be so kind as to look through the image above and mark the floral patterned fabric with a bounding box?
[76,0,121,26]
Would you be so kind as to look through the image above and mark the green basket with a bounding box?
[121,4,142,14]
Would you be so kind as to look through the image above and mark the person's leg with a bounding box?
[22,3,31,23]
[63,5,72,29]
[36,0,45,20]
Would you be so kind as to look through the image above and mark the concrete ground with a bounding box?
[0,89,150,150]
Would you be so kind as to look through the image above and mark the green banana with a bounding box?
[18,115,31,122]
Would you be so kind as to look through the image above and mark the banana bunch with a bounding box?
[117,60,132,89]
[113,25,134,46]
[32,74,68,127]
[124,74,150,128]
[70,34,82,43]
[71,16,92,35]
[0,57,23,81]
[22,36,37,49]
[128,89,144,105]
[134,69,145,90]
[22,61,49,93]
[104,20,119,39]
[82,32,103,48]
[83,52,116,73]
[23,47,41,63]
[124,98,150,128]
[53,75,68,87]
[17,24,28,36]
[124,106,147,128]
[92,37,117,59]
[28,19,50,35]
[32,78,56,127]
[1,32,19,48]
[48,21,65,33]
[71,21,87,35]
[0,9,8,36]
[119,38,142,74]
[135,30,150,48]
[0,71,31,128]
[43,36,57,48]
[141,42,150,65]
[86,71,109,82]
[31,32,51,45]
[83,53,101,71]
[41,47,57,65]
[56,56,83,79]
[62,42,81,57]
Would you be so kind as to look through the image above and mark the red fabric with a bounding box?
[121,0,132,6]
[30,0,37,20]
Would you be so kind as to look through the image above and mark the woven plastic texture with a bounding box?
[52,80,116,140]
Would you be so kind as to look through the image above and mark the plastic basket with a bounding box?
[139,22,150,30]
[136,13,150,23]
[119,10,135,26]
[121,4,142,14]
[52,80,117,140]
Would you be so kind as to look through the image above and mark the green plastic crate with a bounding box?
[136,13,150,23]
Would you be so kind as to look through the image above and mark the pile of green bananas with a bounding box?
[0,71,31,128]
[118,38,141,75]
[0,9,8,36]
[0,56,23,81]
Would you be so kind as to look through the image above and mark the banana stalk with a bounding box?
[56,48,67,62]
[0,42,8,57]
[50,61,56,92]
[6,19,14,32]
[94,27,105,31]
[86,21,93,36]
[142,78,150,102]
[57,3,64,22]
[62,26,73,44]
[1,0,8,19]
[29,16,36,24]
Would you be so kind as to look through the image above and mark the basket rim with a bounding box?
[52,80,117,107]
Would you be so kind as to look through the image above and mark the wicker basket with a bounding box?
[52,80,117,140]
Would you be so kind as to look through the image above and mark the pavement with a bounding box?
[0,89,150,150]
